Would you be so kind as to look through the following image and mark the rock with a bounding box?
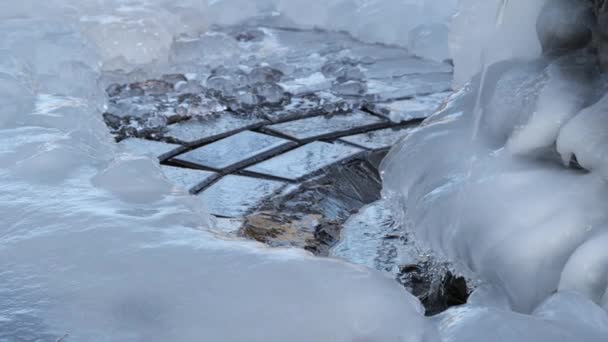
[242,157,384,256]
[242,212,340,255]
[102,112,123,130]
[398,262,470,316]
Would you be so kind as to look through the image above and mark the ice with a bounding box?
[246,141,363,181]
[160,165,219,193]
[280,72,332,95]
[198,175,286,217]
[172,130,296,172]
[249,66,284,84]
[436,292,608,342]
[252,82,288,104]
[264,110,386,142]
[1,8,439,342]
[536,0,594,56]
[11,0,608,340]
[367,92,451,123]
[363,58,453,80]
[381,37,608,314]
[507,53,599,156]
[119,137,183,161]
[263,94,326,123]
[450,0,547,86]
[557,92,608,177]
[206,0,457,61]
[331,200,414,272]
[381,74,608,312]
[165,114,266,146]
[331,80,368,97]
[408,23,450,62]
[171,31,241,66]
[340,127,416,151]
[367,72,452,102]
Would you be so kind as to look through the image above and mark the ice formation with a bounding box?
[0,2,442,341]
[382,0,608,340]
[5,0,608,341]
[449,0,547,86]
[207,0,457,61]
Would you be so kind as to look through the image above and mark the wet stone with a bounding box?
[172,131,296,172]
[119,138,183,161]
[161,165,218,194]
[339,126,416,151]
[198,175,286,218]
[365,92,450,123]
[264,110,387,142]
[245,141,364,181]
[165,114,266,146]
[245,158,384,256]
[243,212,337,254]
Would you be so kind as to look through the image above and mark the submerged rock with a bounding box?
[242,157,384,256]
